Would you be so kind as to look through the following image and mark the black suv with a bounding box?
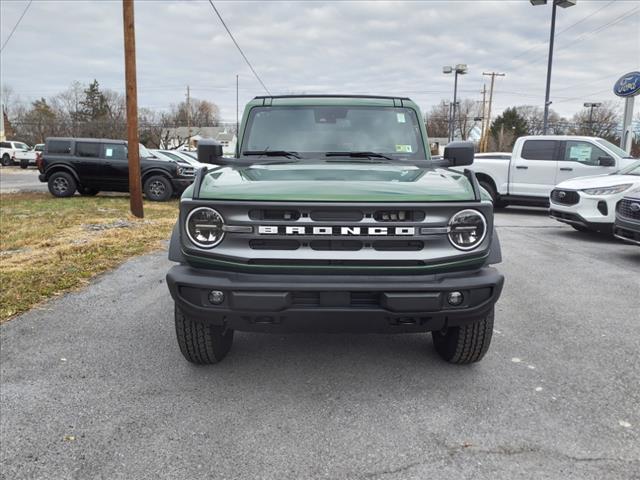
[37,138,194,201]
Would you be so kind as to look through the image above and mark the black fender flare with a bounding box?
[486,227,502,265]
[142,168,174,185]
[44,164,80,183]
[168,222,186,262]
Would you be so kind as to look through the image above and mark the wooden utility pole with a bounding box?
[122,0,143,218]
[481,71,505,152]
[186,85,191,149]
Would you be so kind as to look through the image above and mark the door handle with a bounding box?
[516,166,528,170]
[560,167,573,172]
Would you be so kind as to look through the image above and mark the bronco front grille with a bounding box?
[617,198,640,220]
[551,189,580,205]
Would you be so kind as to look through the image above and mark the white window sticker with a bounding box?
[105,148,113,157]
[396,144,413,153]
[569,145,592,162]
[396,113,406,123]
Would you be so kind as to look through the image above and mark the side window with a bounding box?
[521,140,559,160]
[47,140,72,154]
[0,142,10,149]
[564,141,607,166]
[75,142,100,158]
[102,143,126,160]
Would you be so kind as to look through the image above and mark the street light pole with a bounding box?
[443,64,468,142]
[531,0,577,135]
[584,102,601,135]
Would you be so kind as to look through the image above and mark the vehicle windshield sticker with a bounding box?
[396,113,406,123]
[569,145,592,161]
[105,148,113,157]
[396,144,412,153]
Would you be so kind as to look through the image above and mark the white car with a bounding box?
[0,140,31,166]
[549,160,640,233]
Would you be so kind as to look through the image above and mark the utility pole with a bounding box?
[479,84,487,150]
[481,72,505,152]
[186,85,191,150]
[584,102,601,136]
[236,74,239,136]
[122,0,143,218]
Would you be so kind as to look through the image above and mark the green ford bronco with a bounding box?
[166,95,504,365]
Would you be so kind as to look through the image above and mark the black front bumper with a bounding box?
[614,215,640,245]
[549,210,611,232]
[171,178,194,193]
[166,266,504,333]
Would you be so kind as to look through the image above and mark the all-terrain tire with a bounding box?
[479,180,504,208]
[143,175,173,202]
[1,154,12,166]
[175,305,234,364]
[47,171,77,197]
[432,308,494,364]
[79,186,99,196]
[20,159,29,169]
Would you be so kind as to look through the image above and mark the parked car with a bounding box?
[549,161,640,233]
[18,143,45,169]
[157,149,205,168]
[37,138,194,201]
[0,140,30,166]
[613,192,640,245]
[149,149,197,177]
[462,136,637,206]
[166,95,504,365]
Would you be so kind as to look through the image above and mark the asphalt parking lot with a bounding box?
[0,167,47,193]
[1,208,639,479]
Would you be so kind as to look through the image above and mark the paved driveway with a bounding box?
[1,209,639,479]
[0,167,47,193]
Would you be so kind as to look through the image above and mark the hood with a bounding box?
[192,162,475,202]
[556,173,640,190]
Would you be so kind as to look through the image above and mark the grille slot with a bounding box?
[373,240,424,251]
[249,239,300,250]
[292,292,320,306]
[374,210,425,222]
[618,199,640,220]
[290,291,381,308]
[551,189,579,205]
[310,240,362,251]
[249,209,301,221]
[350,292,380,307]
[309,210,364,221]
[249,259,424,267]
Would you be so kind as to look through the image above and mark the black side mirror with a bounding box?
[598,156,615,167]
[197,139,224,164]
[444,141,474,167]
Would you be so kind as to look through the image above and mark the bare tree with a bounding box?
[456,98,480,141]
[569,101,620,141]
[424,100,450,138]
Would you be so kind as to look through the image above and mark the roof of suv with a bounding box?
[249,95,417,108]
[46,137,127,144]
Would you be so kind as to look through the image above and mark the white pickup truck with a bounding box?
[464,135,637,206]
[0,140,31,166]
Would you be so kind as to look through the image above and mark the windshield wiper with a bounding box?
[325,151,396,161]
[243,150,301,159]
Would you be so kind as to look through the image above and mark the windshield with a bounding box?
[617,160,640,175]
[15,143,29,150]
[139,144,152,158]
[595,138,635,158]
[242,106,426,159]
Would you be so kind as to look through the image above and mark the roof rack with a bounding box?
[253,94,411,101]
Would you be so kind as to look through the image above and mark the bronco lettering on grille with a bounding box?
[257,226,416,236]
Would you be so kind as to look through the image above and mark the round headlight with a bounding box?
[186,207,225,248]
[448,209,487,251]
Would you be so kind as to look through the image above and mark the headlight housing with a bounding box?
[448,209,487,251]
[581,184,632,196]
[186,207,225,248]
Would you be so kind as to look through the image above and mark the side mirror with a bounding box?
[444,141,474,167]
[197,139,224,164]
[598,156,615,167]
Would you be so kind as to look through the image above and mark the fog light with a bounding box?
[447,291,464,306]
[208,290,225,305]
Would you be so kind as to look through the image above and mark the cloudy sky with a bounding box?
[1,0,638,123]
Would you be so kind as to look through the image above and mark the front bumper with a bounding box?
[166,266,504,333]
[549,209,612,232]
[549,192,618,227]
[614,215,640,245]
[171,178,194,193]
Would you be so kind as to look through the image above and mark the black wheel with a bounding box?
[19,159,29,169]
[1,154,12,166]
[143,175,173,201]
[47,171,77,197]
[479,180,504,207]
[432,308,494,364]
[175,305,234,364]
[79,186,99,196]
[571,225,590,232]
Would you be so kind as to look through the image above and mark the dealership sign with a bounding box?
[613,71,640,97]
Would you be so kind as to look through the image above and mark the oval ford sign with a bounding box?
[613,71,640,97]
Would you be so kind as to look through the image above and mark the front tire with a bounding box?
[20,159,29,169]
[47,171,77,197]
[143,175,173,201]
[79,186,99,196]
[479,180,504,208]
[432,308,494,364]
[175,305,234,364]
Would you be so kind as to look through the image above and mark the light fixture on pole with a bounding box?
[530,0,577,135]
[584,102,601,135]
[443,64,468,142]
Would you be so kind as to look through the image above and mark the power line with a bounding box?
[207,0,271,95]
[0,0,33,53]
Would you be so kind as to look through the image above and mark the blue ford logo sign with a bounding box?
[613,71,640,97]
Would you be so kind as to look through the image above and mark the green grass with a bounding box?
[0,193,178,322]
